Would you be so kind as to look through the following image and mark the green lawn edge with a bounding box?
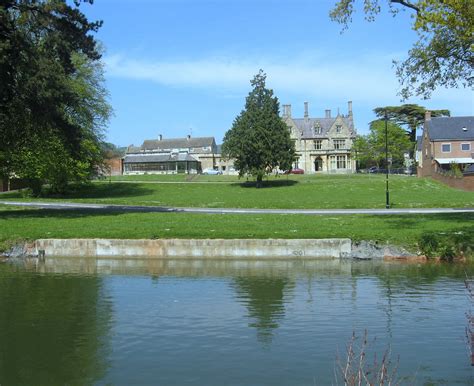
[1,204,473,257]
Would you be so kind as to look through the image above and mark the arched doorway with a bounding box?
[314,157,322,172]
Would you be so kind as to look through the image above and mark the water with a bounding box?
[0,258,472,385]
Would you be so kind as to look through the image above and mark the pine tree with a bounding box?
[222,70,295,188]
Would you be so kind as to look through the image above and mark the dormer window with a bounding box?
[336,125,342,133]
[313,122,321,135]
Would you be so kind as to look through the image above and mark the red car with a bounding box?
[289,168,304,174]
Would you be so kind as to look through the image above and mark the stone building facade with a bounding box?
[282,101,357,174]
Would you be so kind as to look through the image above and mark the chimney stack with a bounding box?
[425,110,431,121]
[283,104,292,118]
[325,109,331,119]
[159,134,163,141]
[348,101,353,117]
[304,102,309,119]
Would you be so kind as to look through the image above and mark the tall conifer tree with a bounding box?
[222,71,295,188]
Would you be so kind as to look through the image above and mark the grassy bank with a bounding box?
[2,174,473,209]
[1,205,473,255]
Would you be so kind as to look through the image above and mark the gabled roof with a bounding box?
[427,116,474,141]
[290,116,356,139]
[141,137,215,151]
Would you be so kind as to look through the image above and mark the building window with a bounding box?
[314,140,322,150]
[461,143,471,151]
[294,157,300,169]
[336,125,342,133]
[441,143,451,153]
[330,156,336,170]
[337,155,346,169]
[334,139,345,149]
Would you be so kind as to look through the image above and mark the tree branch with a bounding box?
[390,0,420,13]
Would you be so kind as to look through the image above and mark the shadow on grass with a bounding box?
[382,212,474,228]
[0,209,128,220]
[0,183,156,200]
[47,183,155,199]
[232,179,299,189]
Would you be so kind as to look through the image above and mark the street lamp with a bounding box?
[385,111,390,209]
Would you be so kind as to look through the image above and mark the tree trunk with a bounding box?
[256,174,263,188]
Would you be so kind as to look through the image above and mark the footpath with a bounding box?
[1,200,473,215]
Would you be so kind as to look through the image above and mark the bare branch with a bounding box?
[390,0,420,13]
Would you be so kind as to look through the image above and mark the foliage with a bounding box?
[0,0,110,195]
[102,142,127,159]
[418,229,473,260]
[352,120,412,168]
[222,70,295,187]
[373,104,450,144]
[352,135,376,169]
[330,0,474,99]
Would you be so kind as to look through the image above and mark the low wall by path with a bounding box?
[431,171,474,191]
[35,238,352,259]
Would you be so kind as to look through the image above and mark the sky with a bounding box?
[81,0,473,147]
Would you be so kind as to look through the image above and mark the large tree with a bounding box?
[352,120,413,168]
[373,104,450,144]
[0,0,109,194]
[330,0,473,99]
[222,71,295,188]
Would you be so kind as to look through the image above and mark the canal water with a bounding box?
[0,258,472,385]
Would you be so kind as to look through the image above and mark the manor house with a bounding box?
[122,101,357,175]
[283,101,357,173]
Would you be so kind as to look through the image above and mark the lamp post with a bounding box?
[385,111,390,209]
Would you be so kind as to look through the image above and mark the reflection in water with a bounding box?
[0,264,112,386]
[233,277,294,345]
[0,258,472,385]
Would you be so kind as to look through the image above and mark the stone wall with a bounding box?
[35,238,352,259]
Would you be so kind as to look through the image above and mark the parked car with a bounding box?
[289,168,304,174]
[368,166,381,173]
[202,168,222,175]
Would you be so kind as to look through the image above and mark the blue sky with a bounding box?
[82,0,473,147]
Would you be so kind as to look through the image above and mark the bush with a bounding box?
[418,230,473,260]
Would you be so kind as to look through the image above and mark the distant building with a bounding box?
[282,101,357,173]
[418,112,474,177]
[123,135,217,174]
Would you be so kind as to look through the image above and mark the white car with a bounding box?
[202,168,222,175]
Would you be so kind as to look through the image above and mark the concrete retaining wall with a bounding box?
[35,238,352,259]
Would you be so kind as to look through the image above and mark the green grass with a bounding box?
[1,175,472,253]
[1,205,473,252]
[2,174,473,209]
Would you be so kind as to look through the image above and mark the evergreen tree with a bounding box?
[222,70,295,188]
[373,104,450,144]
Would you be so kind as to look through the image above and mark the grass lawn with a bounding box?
[1,205,473,252]
[1,174,472,254]
[1,174,473,209]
